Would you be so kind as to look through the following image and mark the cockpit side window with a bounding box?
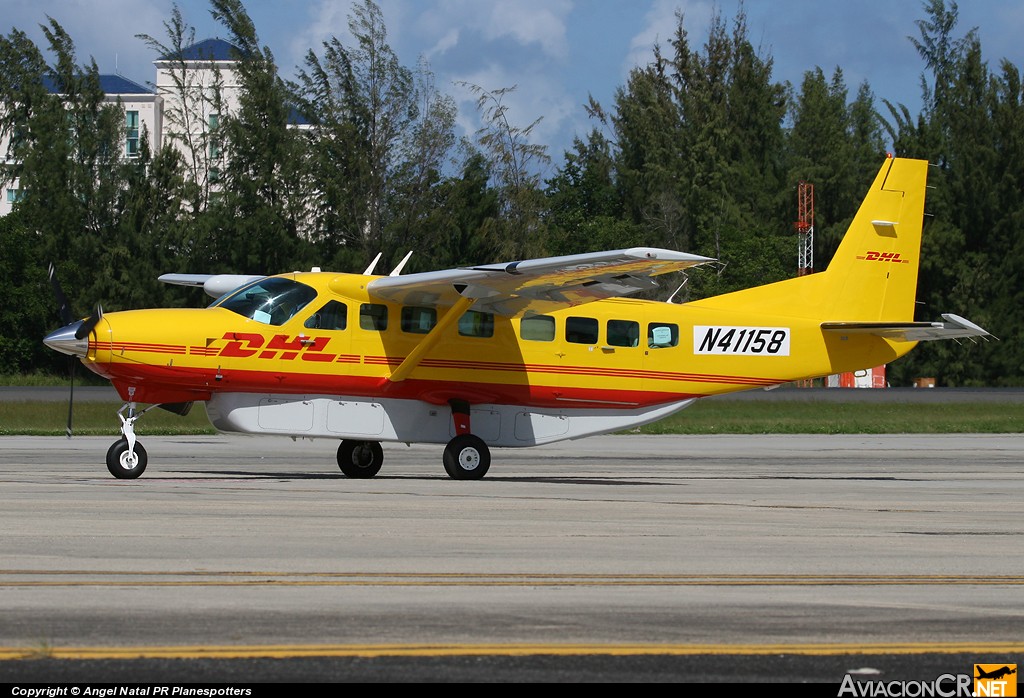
[304,300,347,330]
[360,303,389,331]
[214,278,317,326]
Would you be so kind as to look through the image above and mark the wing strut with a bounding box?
[388,295,475,383]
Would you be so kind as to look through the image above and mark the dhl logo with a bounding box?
[858,251,910,263]
[199,333,338,362]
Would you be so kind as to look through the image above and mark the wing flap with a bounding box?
[367,247,712,316]
[821,314,992,342]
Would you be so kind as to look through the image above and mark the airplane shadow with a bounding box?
[173,470,655,486]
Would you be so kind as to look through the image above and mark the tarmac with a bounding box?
[0,432,1021,682]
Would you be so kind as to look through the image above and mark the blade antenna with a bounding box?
[389,251,414,276]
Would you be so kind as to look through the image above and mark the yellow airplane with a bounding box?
[44,156,989,480]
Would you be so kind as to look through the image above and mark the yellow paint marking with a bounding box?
[1,571,1023,587]
[2,642,1024,661]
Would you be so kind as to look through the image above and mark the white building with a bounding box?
[1,38,244,216]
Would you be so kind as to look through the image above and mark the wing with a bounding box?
[821,314,992,342]
[159,273,265,299]
[367,247,713,316]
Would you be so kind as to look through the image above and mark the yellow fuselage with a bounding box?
[84,271,909,409]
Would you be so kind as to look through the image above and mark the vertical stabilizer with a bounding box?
[684,157,929,324]
[819,156,928,322]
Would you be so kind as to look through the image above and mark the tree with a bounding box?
[293,0,457,271]
[136,3,226,211]
[1,20,131,309]
[208,0,313,274]
[460,83,551,260]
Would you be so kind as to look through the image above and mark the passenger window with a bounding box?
[458,310,494,338]
[648,322,679,348]
[520,315,555,342]
[607,320,640,347]
[566,316,599,344]
[401,306,437,334]
[359,303,388,331]
[304,300,347,330]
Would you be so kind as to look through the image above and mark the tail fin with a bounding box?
[819,156,928,322]
[687,156,928,323]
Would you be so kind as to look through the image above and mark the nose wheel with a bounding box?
[106,438,148,479]
[105,398,156,479]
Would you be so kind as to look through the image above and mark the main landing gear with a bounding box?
[337,440,384,478]
[335,400,492,480]
[335,434,491,480]
[442,434,490,480]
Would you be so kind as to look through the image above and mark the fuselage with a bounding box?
[81,270,909,412]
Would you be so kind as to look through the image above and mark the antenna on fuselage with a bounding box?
[389,251,413,276]
[363,252,382,275]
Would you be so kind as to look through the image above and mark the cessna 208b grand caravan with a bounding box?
[44,156,989,479]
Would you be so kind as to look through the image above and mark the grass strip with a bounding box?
[1,399,1022,436]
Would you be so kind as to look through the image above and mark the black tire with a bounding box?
[105,438,148,479]
[337,440,384,478]
[442,434,491,480]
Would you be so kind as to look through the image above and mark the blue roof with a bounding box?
[159,38,243,62]
[98,75,153,95]
[41,74,153,95]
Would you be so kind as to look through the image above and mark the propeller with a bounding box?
[48,262,74,326]
[46,263,91,438]
[75,304,104,340]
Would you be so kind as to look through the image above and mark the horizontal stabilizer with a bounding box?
[821,313,992,342]
[158,273,265,299]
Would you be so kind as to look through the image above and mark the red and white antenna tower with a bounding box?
[795,180,814,276]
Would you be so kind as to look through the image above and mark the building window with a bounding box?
[566,316,598,344]
[458,310,494,338]
[6,189,24,203]
[125,111,140,158]
[208,113,221,159]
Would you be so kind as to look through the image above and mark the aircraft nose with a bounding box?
[43,321,89,358]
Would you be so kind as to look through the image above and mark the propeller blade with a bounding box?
[66,357,75,438]
[48,262,75,327]
[74,304,104,340]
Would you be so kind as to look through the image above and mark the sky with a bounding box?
[5,0,1023,176]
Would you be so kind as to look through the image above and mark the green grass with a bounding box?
[635,400,1024,434]
[0,398,1021,436]
[0,401,216,436]
[0,372,105,387]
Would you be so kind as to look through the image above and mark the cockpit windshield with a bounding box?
[213,277,317,326]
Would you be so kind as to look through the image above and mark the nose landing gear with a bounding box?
[105,401,156,479]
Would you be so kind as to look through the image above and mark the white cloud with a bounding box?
[626,0,714,75]
[410,0,571,60]
[425,27,460,61]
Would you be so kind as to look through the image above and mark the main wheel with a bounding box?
[442,434,491,480]
[105,438,148,479]
[337,440,384,478]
